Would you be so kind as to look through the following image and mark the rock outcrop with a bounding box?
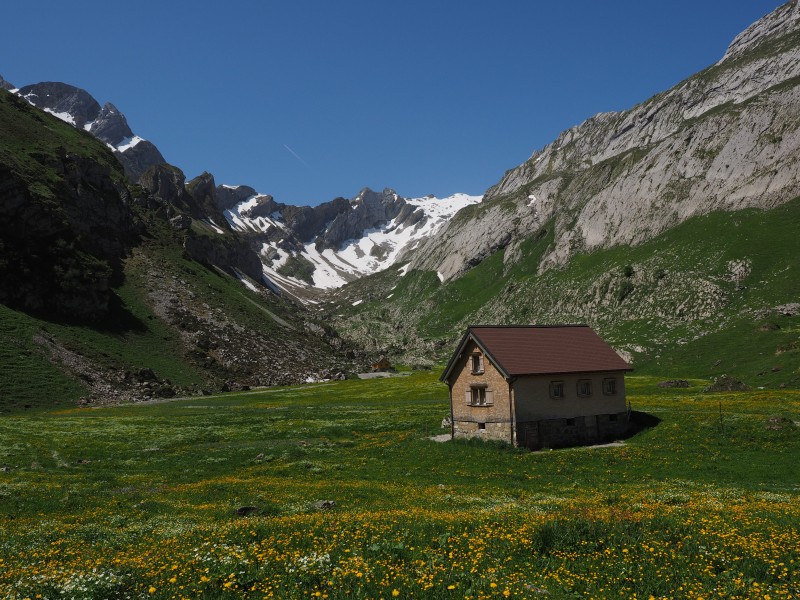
[318,188,407,250]
[410,1,800,282]
[17,81,101,128]
[89,102,134,146]
[15,81,166,182]
[0,91,140,320]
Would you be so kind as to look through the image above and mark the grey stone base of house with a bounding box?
[453,413,629,450]
[453,420,512,443]
[516,412,629,450]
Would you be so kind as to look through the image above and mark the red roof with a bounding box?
[441,325,632,381]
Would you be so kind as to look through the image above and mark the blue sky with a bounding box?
[2,1,783,205]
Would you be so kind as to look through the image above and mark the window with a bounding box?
[609,414,618,422]
[470,353,484,374]
[565,418,576,426]
[577,379,592,397]
[603,378,617,395]
[478,422,486,430]
[466,385,493,406]
[549,381,565,399]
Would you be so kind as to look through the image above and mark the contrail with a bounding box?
[283,144,310,168]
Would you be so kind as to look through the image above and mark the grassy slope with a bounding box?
[0,90,124,187]
[0,373,797,598]
[0,236,323,410]
[332,198,800,387]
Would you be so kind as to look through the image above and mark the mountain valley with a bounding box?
[2,1,800,407]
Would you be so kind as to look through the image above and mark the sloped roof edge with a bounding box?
[440,324,632,383]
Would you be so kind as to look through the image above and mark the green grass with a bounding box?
[0,372,797,598]
[0,90,124,188]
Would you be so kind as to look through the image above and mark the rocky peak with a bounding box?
[0,74,14,91]
[318,188,407,250]
[17,81,101,128]
[241,195,282,220]
[720,0,800,63]
[90,102,134,146]
[186,172,229,226]
[215,184,259,211]
[281,197,351,243]
[139,164,192,212]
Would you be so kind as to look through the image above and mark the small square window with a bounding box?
[467,385,493,406]
[549,381,565,399]
[478,422,486,430]
[603,378,617,395]
[609,414,618,422]
[577,379,592,397]
[565,418,576,426]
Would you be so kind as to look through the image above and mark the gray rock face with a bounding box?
[281,197,351,242]
[15,81,166,182]
[720,0,800,62]
[0,74,14,91]
[90,102,134,146]
[411,1,800,281]
[115,140,166,183]
[318,188,406,249]
[17,82,101,129]
[215,184,258,211]
[139,163,193,213]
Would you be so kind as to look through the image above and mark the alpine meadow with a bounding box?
[1,2,800,599]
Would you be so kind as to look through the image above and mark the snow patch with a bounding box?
[236,273,260,292]
[116,136,145,152]
[352,299,363,306]
[43,108,76,125]
[204,219,225,235]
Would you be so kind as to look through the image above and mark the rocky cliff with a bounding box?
[410,1,800,282]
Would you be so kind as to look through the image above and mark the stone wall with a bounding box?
[516,412,629,450]
[448,339,513,444]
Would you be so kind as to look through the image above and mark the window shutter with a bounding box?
[485,389,494,405]
[465,389,472,405]
[478,355,485,372]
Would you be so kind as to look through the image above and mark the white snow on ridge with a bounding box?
[116,136,145,152]
[335,193,482,280]
[220,188,481,297]
[43,108,76,125]
[224,194,285,234]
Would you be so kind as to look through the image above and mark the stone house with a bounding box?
[440,325,633,449]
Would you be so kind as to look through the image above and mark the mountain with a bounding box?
[7,77,481,302]
[330,1,800,386]
[0,87,355,409]
[409,1,800,282]
[218,185,480,300]
[14,81,166,182]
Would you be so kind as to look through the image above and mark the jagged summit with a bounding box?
[14,81,166,182]
[219,184,481,297]
[720,0,800,63]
